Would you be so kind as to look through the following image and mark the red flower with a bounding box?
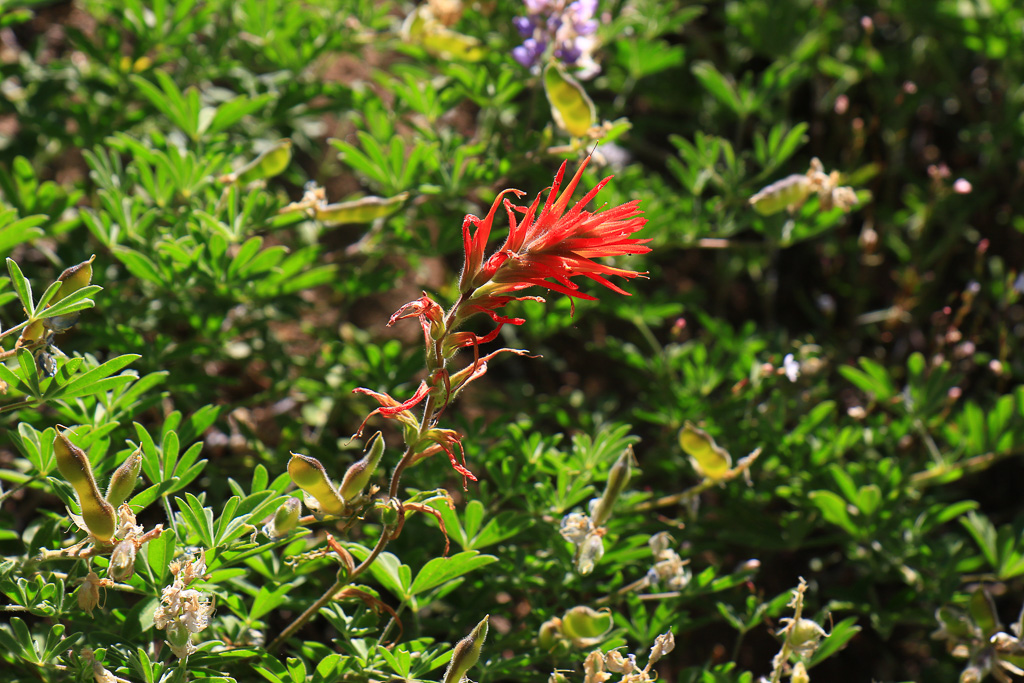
[458,155,650,326]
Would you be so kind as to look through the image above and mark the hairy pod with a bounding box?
[749,174,813,215]
[263,497,301,539]
[288,453,345,516]
[53,430,116,541]
[105,450,142,508]
[442,615,489,683]
[56,255,96,299]
[108,539,137,581]
[340,431,385,502]
[46,255,96,332]
[590,446,633,527]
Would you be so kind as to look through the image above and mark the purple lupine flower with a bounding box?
[511,0,602,78]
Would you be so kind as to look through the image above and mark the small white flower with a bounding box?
[783,354,800,382]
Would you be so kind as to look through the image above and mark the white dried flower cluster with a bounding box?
[645,532,691,591]
[153,551,214,658]
[566,631,674,683]
[559,511,604,575]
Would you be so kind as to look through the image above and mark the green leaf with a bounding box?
[808,490,858,536]
[409,551,497,596]
[6,257,33,315]
[691,61,742,115]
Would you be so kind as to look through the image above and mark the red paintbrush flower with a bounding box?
[458,155,650,327]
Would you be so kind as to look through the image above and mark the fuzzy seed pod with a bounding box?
[54,430,116,541]
[590,447,632,527]
[288,453,345,516]
[340,431,385,502]
[105,450,142,507]
[749,174,813,215]
[442,615,489,683]
[46,255,96,332]
[108,539,137,581]
[263,497,301,539]
[56,256,96,299]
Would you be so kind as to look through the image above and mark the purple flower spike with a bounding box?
[513,16,535,37]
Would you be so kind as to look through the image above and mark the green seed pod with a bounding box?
[16,319,45,348]
[538,618,561,651]
[590,447,633,527]
[54,430,116,542]
[560,606,613,644]
[56,255,96,300]
[263,497,301,539]
[228,139,293,184]
[105,450,142,508]
[749,174,813,215]
[543,61,596,138]
[340,431,385,502]
[313,193,409,226]
[288,453,345,516]
[678,422,732,482]
[442,615,489,683]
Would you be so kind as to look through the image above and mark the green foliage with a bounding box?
[1,0,1023,682]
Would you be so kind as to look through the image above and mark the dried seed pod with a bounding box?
[105,450,142,507]
[287,453,345,516]
[340,431,385,502]
[442,615,489,683]
[575,531,604,576]
[590,446,633,527]
[53,430,116,541]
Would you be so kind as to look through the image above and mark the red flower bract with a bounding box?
[459,155,650,326]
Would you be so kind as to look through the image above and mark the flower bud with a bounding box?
[288,453,345,516]
[590,447,632,527]
[105,450,142,508]
[340,431,385,502]
[263,497,301,539]
[54,430,116,542]
[109,539,137,581]
[443,615,489,683]
[678,422,731,482]
[560,606,613,647]
[790,661,809,683]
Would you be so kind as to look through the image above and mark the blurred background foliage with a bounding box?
[1,0,1023,681]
